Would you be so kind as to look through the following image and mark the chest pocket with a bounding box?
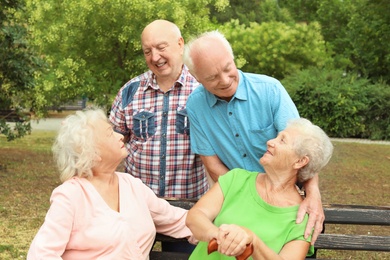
[133,111,156,139]
[176,108,190,135]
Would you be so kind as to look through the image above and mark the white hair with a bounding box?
[52,109,107,182]
[183,30,234,76]
[288,118,334,182]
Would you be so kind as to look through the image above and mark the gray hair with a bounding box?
[183,30,234,76]
[52,109,107,182]
[288,118,334,182]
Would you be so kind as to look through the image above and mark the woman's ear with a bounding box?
[293,156,309,170]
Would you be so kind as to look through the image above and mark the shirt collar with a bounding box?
[142,66,188,92]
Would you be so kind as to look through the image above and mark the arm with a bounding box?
[27,186,74,259]
[185,182,225,242]
[141,181,194,242]
[296,174,324,244]
[200,155,229,182]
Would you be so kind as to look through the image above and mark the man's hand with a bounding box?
[296,189,324,245]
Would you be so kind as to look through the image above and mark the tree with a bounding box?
[210,0,293,25]
[0,0,41,140]
[24,0,227,114]
[221,20,331,79]
[346,0,390,83]
[279,0,390,83]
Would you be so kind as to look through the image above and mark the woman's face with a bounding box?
[94,119,128,164]
[260,128,301,172]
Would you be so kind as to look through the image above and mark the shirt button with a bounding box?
[229,112,233,116]
[235,133,239,137]
[243,154,247,157]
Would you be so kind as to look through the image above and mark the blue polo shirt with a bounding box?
[186,70,299,172]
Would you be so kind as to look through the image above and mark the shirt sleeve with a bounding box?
[27,183,77,259]
[272,81,300,131]
[187,92,215,156]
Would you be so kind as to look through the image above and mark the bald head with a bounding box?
[140,20,185,86]
[141,20,182,42]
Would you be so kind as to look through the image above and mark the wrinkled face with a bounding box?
[260,128,301,171]
[94,120,128,163]
[141,25,184,80]
[191,40,239,101]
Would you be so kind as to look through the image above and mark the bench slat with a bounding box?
[323,204,390,225]
[315,234,390,251]
[150,251,189,260]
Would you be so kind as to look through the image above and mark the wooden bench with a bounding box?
[150,199,390,259]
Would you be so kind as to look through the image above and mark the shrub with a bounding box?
[221,20,331,79]
[282,67,390,140]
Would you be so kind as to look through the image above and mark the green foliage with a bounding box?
[361,81,390,140]
[0,0,40,140]
[24,0,220,114]
[282,67,390,140]
[346,0,390,82]
[210,0,293,25]
[221,20,331,79]
[0,120,32,141]
[277,0,320,23]
[281,0,390,84]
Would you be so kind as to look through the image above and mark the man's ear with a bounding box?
[293,156,309,170]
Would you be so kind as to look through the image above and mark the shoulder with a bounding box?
[241,71,281,85]
[187,85,207,105]
[219,169,257,189]
[118,71,150,92]
[51,178,85,201]
[240,71,285,94]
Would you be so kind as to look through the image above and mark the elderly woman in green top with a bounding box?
[186,118,333,260]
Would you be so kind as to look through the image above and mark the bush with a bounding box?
[361,81,390,140]
[282,67,390,140]
[221,20,331,79]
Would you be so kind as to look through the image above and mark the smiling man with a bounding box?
[183,31,326,247]
[110,20,208,200]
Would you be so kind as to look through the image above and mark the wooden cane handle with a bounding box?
[207,238,254,260]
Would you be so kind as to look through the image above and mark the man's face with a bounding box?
[141,27,184,80]
[192,42,239,101]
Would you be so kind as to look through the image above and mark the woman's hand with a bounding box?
[214,224,253,257]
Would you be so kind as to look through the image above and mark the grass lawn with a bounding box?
[0,131,389,259]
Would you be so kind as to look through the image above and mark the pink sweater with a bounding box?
[27,172,193,259]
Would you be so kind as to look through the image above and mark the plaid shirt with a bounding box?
[109,66,208,198]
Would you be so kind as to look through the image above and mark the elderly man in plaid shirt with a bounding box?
[110,19,208,200]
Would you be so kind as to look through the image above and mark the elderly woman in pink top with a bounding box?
[27,109,195,259]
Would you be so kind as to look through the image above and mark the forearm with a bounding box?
[303,174,320,198]
[207,166,228,182]
[186,208,219,242]
[200,155,229,182]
